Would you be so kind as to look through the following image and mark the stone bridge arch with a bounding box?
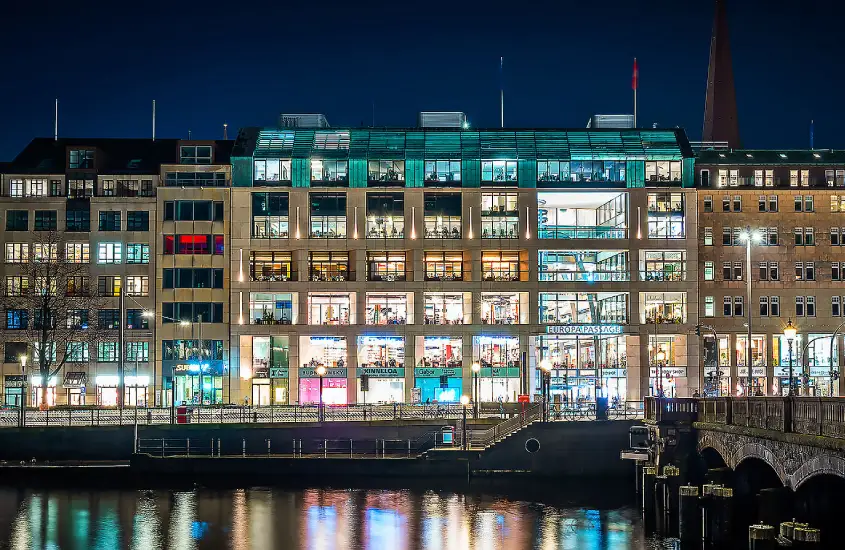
[696,429,845,490]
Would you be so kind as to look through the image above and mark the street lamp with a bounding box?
[540,359,552,422]
[460,394,470,450]
[316,365,327,422]
[19,355,27,427]
[471,362,481,419]
[655,349,667,397]
[784,320,798,396]
[739,227,762,395]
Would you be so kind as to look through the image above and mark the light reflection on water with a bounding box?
[0,487,652,549]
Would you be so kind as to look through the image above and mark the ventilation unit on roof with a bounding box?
[279,114,330,129]
[418,112,467,128]
[586,114,635,129]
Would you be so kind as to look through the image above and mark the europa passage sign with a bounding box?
[545,325,624,335]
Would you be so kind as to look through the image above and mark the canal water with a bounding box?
[0,483,674,549]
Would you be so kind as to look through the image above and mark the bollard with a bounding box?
[793,526,820,548]
[654,475,668,536]
[748,524,775,550]
[663,465,680,538]
[678,485,700,544]
[242,438,246,457]
[642,466,657,534]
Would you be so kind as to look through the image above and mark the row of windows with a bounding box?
[252,159,682,185]
[162,268,224,289]
[702,261,845,282]
[3,341,150,363]
[162,235,224,255]
[2,275,149,297]
[161,302,224,323]
[701,295,842,318]
[705,168,845,188]
[6,178,155,199]
[163,201,224,222]
[4,308,150,330]
[3,243,148,264]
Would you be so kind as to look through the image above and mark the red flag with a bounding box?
[632,58,638,90]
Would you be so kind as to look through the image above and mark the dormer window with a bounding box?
[180,145,212,165]
[69,150,94,169]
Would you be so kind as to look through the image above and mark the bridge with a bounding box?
[644,397,845,490]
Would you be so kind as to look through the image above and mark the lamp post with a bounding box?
[784,320,797,396]
[655,349,666,397]
[316,364,327,422]
[471,362,480,419]
[739,227,761,395]
[19,355,27,428]
[540,359,552,422]
[460,394,470,450]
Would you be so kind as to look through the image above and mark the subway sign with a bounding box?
[546,325,624,335]
[269,367,289,379]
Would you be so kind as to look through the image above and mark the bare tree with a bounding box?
[0,230,107,408]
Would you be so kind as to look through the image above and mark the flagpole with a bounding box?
[632,57,638,128]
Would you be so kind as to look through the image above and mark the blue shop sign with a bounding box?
[168,361,226,376]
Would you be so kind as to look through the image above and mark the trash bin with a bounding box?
[441,426,455,446]
[596,397,609,420]
[176,406,189,424]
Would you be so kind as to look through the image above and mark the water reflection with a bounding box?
[0,486,649,549]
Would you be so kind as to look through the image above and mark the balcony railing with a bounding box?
[539,271,630,282]
[250,272,297,282]
[640,271,686,282]
[538,226,627,239]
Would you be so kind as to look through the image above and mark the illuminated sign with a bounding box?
[545,325,623,335]
[299,368,347,378]
[269,367,289,379]
[414,368,462,378]
[649,367,687,377]
[357,367,405,377]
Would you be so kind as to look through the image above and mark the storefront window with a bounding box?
[647,335,682,397]
[424,293,466,325]
[249,293,295,325]
[480,293,522,325]
[424,252,463,281]
[251,336,290,405]
[539,292,628,324]
[308,293,353,325]
[482,251,520,281]
[366,193,404,238]
[640,292,687,324]
[474,336,520,402]
[357,336,405,403]
[299,336,348,404]
[417,337,463,403]
[538,250,629,282]
[537,192,627,239]
[365,293,409,325]
[538,335,626,403]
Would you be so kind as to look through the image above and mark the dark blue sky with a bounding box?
[1,0,842,159]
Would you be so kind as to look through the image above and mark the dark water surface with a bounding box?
[0,482,669,549]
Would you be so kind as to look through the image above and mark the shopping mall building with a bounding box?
[226,124,700,406]
[9,120,798,406]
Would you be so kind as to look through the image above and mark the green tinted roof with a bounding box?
[242,127,692,161]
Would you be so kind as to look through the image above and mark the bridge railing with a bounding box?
[657,396,845,440]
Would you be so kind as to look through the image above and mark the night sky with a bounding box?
[2,0,842,160]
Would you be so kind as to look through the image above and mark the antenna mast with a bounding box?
[500,57,504,128]
[54,99,58,141]
[152,100,156,141]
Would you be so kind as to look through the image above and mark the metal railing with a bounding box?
[649,397,845,440]
[0,403,510,428]
[136,431,444,459]
[459,404,542,449]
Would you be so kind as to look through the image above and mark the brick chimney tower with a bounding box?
[702,0,741,148]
